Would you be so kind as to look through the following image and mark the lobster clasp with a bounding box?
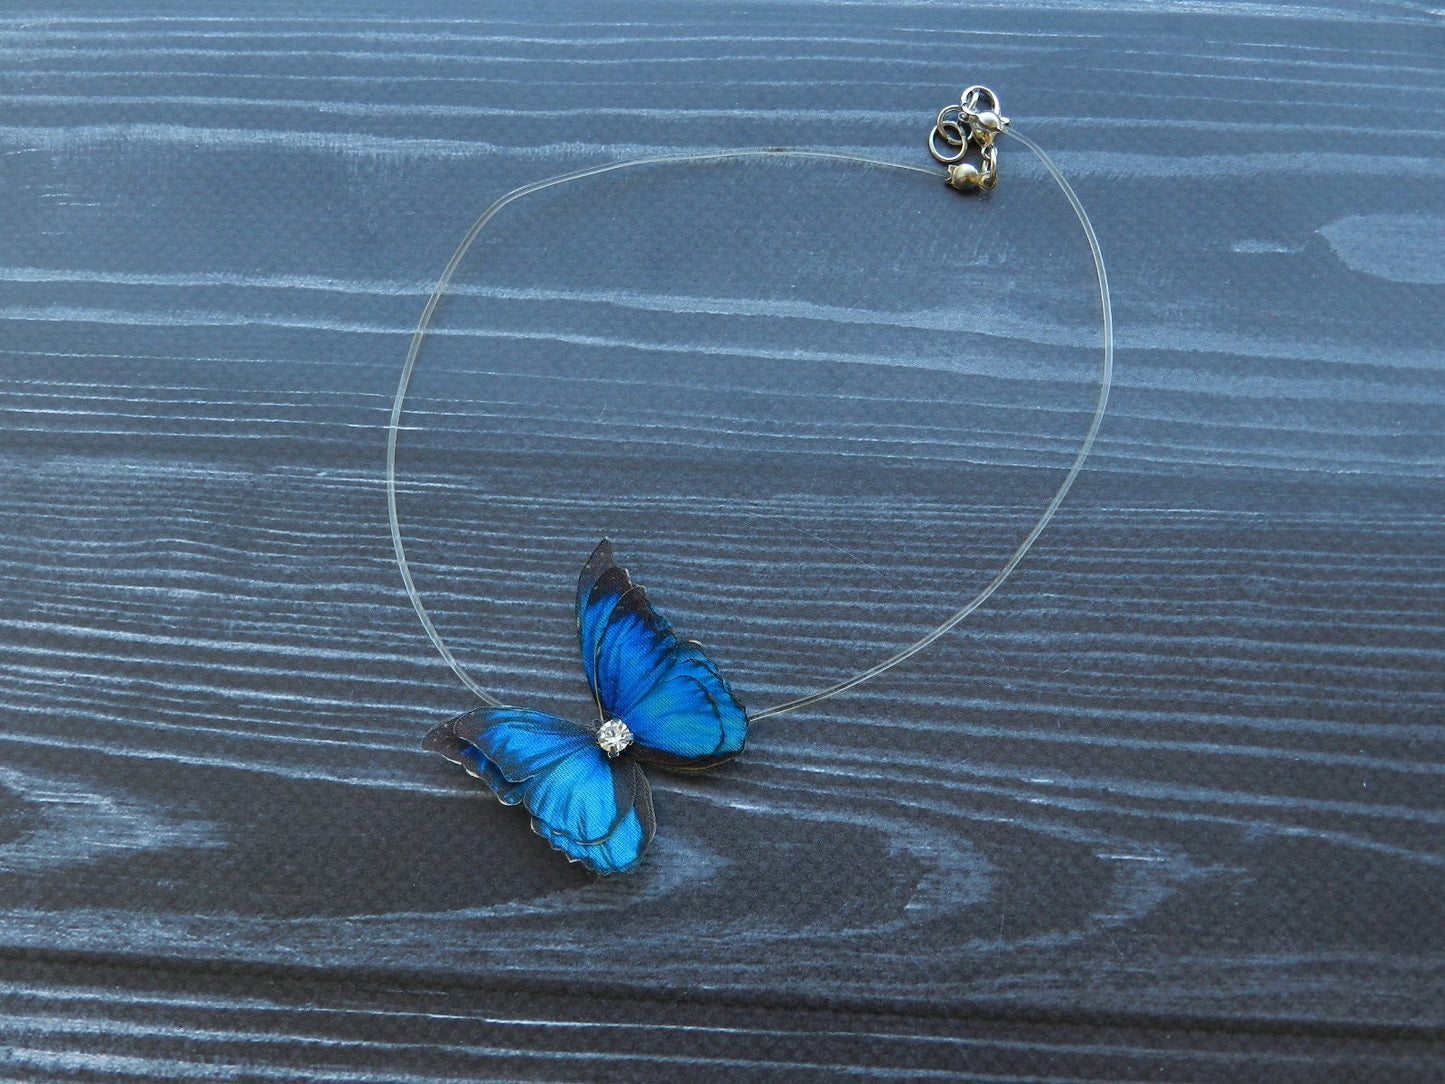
[928,85,1009,191]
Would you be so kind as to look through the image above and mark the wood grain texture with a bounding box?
[0,2,1441,1080]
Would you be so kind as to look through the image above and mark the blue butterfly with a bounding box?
[424,539,749,875]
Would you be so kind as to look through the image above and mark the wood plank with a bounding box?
[0,1,1440,1077]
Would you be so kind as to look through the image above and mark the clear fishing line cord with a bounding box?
[386,127,1113,721]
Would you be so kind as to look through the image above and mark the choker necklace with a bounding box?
[386,86,1113,875]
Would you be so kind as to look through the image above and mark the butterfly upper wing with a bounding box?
[576,539,747,772]
[424,706,655,875]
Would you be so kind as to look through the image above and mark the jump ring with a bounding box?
[929,124,969,164]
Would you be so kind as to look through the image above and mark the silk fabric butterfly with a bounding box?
[424,539,748,875]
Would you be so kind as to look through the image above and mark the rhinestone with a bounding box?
[596,718,634,757]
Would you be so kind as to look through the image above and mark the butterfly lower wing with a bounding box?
[527,755,654,875]
[576,540,747,771]
[424,709,527,804]
[425,706,655,875]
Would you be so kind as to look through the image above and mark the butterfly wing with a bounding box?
[576,539,747,772]
[425,706,655,875]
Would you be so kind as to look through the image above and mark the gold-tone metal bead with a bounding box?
[947,162,982,191]
[975,110,1001,132]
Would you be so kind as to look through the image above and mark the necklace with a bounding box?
[386,87,1113,875]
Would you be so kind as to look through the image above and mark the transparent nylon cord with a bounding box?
[385,130,1113,721]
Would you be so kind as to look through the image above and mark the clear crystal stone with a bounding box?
[596,718,634,757]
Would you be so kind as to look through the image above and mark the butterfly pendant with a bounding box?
[423,539,749,875]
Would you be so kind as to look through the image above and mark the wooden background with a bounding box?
[0,2,1441,1080]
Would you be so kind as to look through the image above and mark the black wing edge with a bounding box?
[421,706,491,761]
[576,537,620,630]
[577,536,670,630]
[611,755,657,871]
[631,746,743,773]
[579,537,678,643]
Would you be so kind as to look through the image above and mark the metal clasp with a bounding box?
[928,85,1009,191]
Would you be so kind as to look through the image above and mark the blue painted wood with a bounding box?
[0,2,1441,1079]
